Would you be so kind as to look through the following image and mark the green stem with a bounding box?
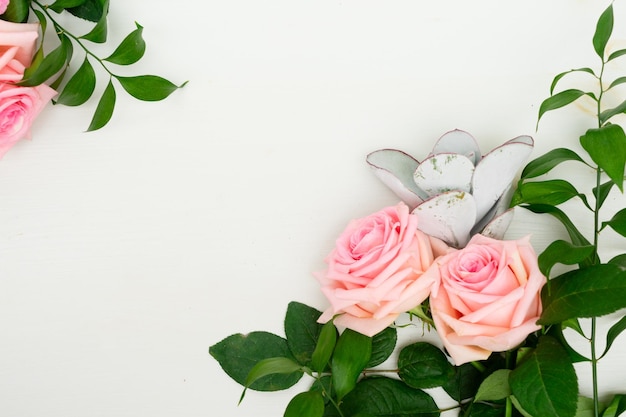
[30,1,117,78]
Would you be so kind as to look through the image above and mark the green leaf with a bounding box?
[609,253,626,271]
[509,336,578,417]
[442,361,485,402]
[241,357,303,402]
[608,48,626,62]
[49,0,86,13]
[310,321,337,373]
[284,302,324,367]
[104,22,146,65]
[603,208,626,237]
[117,75,186,101]
[608,76,626,90]
[366,326,397,368]
[538,89,596,126]
[539,264,626,325]
[55,57,96,106]
[79,0,109,43]
[602,394,626,417]
[68,0,106,22]
[463,402,505,417]
[331,329,372,400]
[546,323,590,363]
[549,68,596,95]
[600,99,626,126]
[340,377,440,417]
[594,180,615,210]
[599,315,626,359]
[537,240,595,278]
[20,34,72,87]
[398,342,455,389]
[284,391,325,417]
[3,0,30,23]
[474,369,511,402]
[87,79,116,131]
[580,125,626,191]
[520,148,588,179]
[209,331,303,391]
[593,4,614,59]
[575,396,596,417]
[512,179,587,208]
[522,204,592,249]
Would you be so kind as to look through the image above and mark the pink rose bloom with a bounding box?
[0,83,57,157]
[0,1,8,16]
[316,202,449,337]
[429,234,546,365]
[0,20,40,82]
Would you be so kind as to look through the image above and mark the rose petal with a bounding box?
[412,191,477,248]
[366,149,427,208]
[413,153,474,197]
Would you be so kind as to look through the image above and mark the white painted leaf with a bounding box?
[480,208,515,240]
[412,191,477,248]
[413,153,474,197]
[430,129,482,165]
[471,135,534,222]
[366,149,427,207]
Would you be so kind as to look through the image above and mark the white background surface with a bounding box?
[0,1,625,416]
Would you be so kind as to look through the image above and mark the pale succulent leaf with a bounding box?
[413,153,474,197]
[430,129,481,165]
[366,149,427,208]
[480,208,515,240]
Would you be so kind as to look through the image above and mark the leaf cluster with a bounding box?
[1,0,186,131]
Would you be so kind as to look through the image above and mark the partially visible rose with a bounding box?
[0,20,40,82]
[0,83,57,158]
[429,234,545,365]
[316,202,449,337]
[0,1,9,16]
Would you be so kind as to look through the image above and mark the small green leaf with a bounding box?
[79,0,109,43]
[398,342,455,389]
[520,148,588,179]
[593,180,614,210]
[538,89,596,126]
[242,357,303,401]
[593,4,614,59]
[602,394,626,417]
[209,331,303,391]
[608,76,626,90]
[599,315,626,359]
[512,179,587,207]
[67,0,105,22]
[609,253,626,271]
[603,208,626,237]
[539,264,626,325]
[340,377,440,417]
[284,302,324,367]
[546,323,589,363]
[537,240,595,278]
[3,0,30,23]
[117,75,186,101]
[600,99,626,125]
[442,361,485,402]
[549,68,596,95]
[49,0,86,13]
[55,57,96,106]
[474,369,511,402]
[331,329,372,400]
[575,396,596,417]
[20,34,71,87]
[104,22,146,65]
[521,205,592,250]
[87,80,116,131]
[509,336,578,417]
[580,125,626,191]
[608,48,626,62]
[366,326,397,368]
[310,321,337,373]
[284,391,325,417]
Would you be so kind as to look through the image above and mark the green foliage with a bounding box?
[3,0,30,22]
[284,302,325,367]
[398,342,455,389]
[366,326,396,368]
[285,391,325,417]
[331,329,372,400]
[474,369,512,402]
[509,336,579,417]
[580,125,626,191]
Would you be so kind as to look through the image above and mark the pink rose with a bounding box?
[0,20,40,82]
[429,234,546,365]
[0,83,57,158]
[0,1,9,16]
[316,202,449,337]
